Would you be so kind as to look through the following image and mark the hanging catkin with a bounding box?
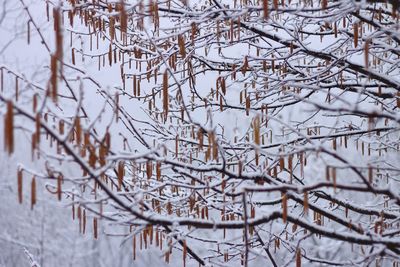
[108,44,113,66]
[397,92,400,108]
[253,116,260,145]
[52,8,62,103]
[31,176,36,210]
[183,240,187,267]
[120,0,127,33]
[57,174,62,201]
[220,77,226,95]
[109,16,115,41]
[133,75,137,96]
[242,56,249,75]
[118,161,124,191]
[163,71,169,121]
[282,193,287,223]
[296,248,301,267]
[191,22,197,45]
[178,35,186,58]
[4,101,14,154]
[93,218,98,239]
[321,0,327,9]
[33,94,37,113]
[146,161,152,179]
[273,0,278,9]
[71,48,75,65]
[253,116,261,166]
[263,0,269,18]
[18,169,23,204]
[82,209,86,234]
[54,8,63,61]
[364,39,370,68]
[353,23,358,48]
[50,54,58,102]
[245,96,250,116]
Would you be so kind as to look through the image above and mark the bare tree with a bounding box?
[1,0,400,266]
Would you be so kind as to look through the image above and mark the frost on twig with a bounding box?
[23,248,40,267]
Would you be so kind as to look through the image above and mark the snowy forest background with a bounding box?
[1,0,400,266]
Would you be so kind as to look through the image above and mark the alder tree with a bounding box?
[1,0,400,266]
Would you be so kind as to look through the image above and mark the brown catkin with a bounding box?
[296,248,301,267]
[31,133,36,160]
[221,78,226,95]
[118,161,124,191]
[282,193,287,223]
[163,71,169,120]
[54,8,63,61]
[120,0,127,33]
[68,10,74,27]
[353,23,358,48]
[263,0,269,18]
[78,206,82,232]
[253,116,260,145]
[4,101,14,154]
[146,161,152,179]
[242,56,249,75]
[321,0,327,9]
[326,166,330,181]
[72,48,75,65]
[191,22,197,45]
[183,240,187,267]
[108,44,113,66]
[397,92,400,108]
[50,54,58,102]
[57,175,62,201]
[31,176,36,210]
[273,0,278,9]
[93,218,98,239]
[109,16,115,41]
[18,169,23,204]
[178,35,186,58]
[35,113,41,144]
[83,209,86,234]
[288,154,293,182]
[33,94,37,113]
[133,75,137,96]
[53,8,63,89]
[332,167,337,191]
[59,120,64,135]
[245,96,250,116]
